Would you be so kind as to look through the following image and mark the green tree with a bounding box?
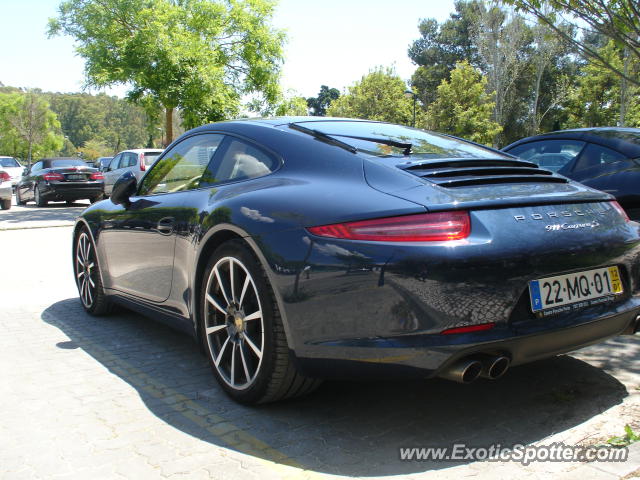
[326,67,415,125]
[408,1,482,106]
[564,40,640,128]
[0,91,64,164]
[49,0,285,145]
[426,61,502,145]
[501,0,640,87]
[306,85,340,116]
[275,96,308,116]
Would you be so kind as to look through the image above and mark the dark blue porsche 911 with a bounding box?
[72,117,640,404]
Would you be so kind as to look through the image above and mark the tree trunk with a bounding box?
[165,107,174,147]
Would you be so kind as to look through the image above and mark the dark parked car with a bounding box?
[16,157,104,207]
[72,118,640,404]
[503,127,640,220]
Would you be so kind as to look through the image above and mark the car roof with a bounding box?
[117,149,164,154]
[504,127,640,158]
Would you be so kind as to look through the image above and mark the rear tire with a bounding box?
[200,240,320,404]
[34,185,47,207]
[1,199,10,210]
[74,228,111,315]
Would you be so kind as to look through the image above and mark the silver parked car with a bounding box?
[0,168,12,210]
[0,156,24,188]
[103,149,163,196]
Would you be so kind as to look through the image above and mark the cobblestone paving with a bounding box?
[1,224,639,479]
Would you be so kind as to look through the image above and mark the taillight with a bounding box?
[440,322,495,335]
[43,172,64,181]
[611,201,630,222]
[139,153,146,171]
[307,211,471,242]
[90,172,104,180]
[0,171,10,182]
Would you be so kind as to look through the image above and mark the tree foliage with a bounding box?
[564,40,640,128]
[426,62,502,144]
[0,91,64,163]
[49,0,285,144]
[306,85,340,116]
[409,1,482,105]
[326,67,415,125]
[501,0,640,86]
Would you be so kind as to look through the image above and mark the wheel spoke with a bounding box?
[215,337,230,367]
[244,310,262,322]
[206,293,227,315]
[230,344,236,386]
[244,333,262,359]
[238,276,250,308]
[77,270,84,279]
[239,343,251,382]
[88,276,95,288]
[229,259,236,303]
[86,279,93,304]
[76,254,84,267]
[205,324,227,335]
[214,266,230,306]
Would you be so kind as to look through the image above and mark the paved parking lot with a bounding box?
[1,198,640,479]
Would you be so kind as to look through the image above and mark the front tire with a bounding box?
[74,228,111,315]
[1,199,10,210]
[34,185,47,207]
[200,240,320,404]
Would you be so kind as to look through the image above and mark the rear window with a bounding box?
[143,152,162,166]
[293,121,507,159]
[0,158,20,167]
[49,159,88,168]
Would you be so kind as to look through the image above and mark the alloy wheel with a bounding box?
[204,256,265,390]
[75,232,96,308]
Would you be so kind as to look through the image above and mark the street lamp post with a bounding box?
[404,90,417,127]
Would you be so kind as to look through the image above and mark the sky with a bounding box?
[0,0,456,99]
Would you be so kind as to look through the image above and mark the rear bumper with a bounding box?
[294,298,640,379]
[42,182,104,200]
[0,182,12,200]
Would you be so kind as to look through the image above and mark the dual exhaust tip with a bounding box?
[439,355,510,384]
[622,314,640,335]
[441,313,640,383]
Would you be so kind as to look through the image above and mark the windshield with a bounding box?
[144,153,162,165]
[50,159,89,168]
[293,121,507,159]
[0,158,20,167]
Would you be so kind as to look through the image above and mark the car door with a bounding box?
[19,161,43,200]
[103,154,123,195]
[98,134,224,303]
[569,142,634,200]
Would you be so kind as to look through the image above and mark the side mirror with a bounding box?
[111,170,137,207]
[23,167,29,176]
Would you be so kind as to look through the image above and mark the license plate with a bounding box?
[67,174,85,180]
[529,266,623,314]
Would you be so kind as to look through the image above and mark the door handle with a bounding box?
[156,217,175,235]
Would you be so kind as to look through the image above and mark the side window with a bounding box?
[206,138,277,186]
[507,140,586,172]
[126,153,138,168]
[109,154,122,171]
[31,161,43,172]
[573,143,627,171]
[139,134,224,195]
